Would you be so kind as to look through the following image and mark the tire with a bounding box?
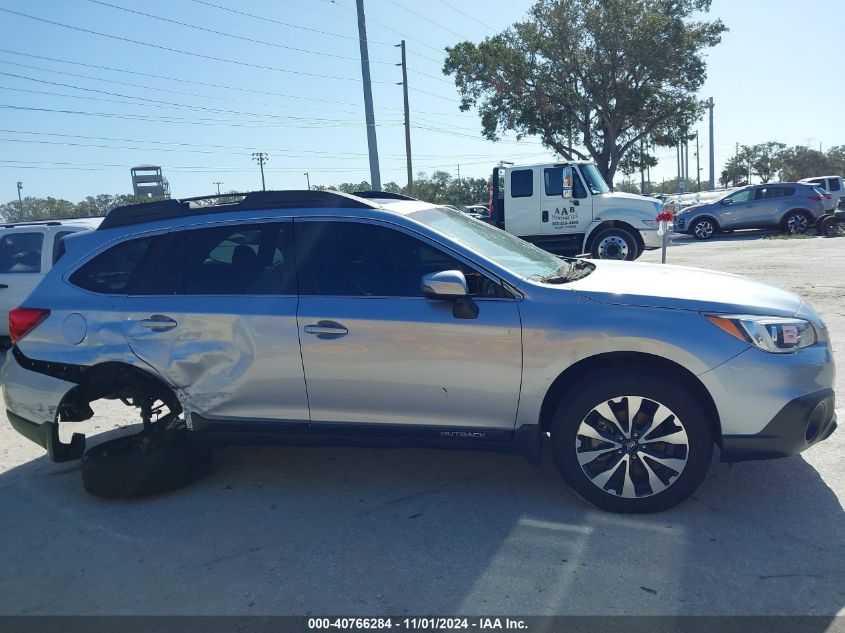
[690,217,717,240]
[81,428,210,498]
[818,216,837,238]
[783,211,811,234]
[550,372,714,513]
[590,227,639,261]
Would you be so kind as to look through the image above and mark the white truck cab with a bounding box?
[490,161,664,260]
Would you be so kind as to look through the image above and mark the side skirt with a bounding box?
[189,414,541,464]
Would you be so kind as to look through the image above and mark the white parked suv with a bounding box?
[0,218,101,342]
[800,176,844,211]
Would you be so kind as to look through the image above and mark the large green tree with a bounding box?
[749,141,785,183]
[443,0,726,184]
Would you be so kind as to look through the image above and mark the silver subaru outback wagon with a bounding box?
[1,190,836,513]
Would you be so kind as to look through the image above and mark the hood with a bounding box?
[596,191,662,217]
[566,260,802,316]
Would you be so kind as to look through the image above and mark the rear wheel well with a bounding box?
[780,208,813,228]
[538,352,722,447]
[57,362,181,422]
[586,221,644,254]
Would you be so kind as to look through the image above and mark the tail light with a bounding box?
[824,193,832,199]
[808,194,823,201]
[9,307,50,343]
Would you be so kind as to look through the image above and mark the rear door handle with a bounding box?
[304,321,348,337]
[139,315,177,331]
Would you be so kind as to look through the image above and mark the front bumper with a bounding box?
[720,389,836,461]
[639,228,663,250]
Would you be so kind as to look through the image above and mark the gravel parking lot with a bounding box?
[0,230,842,617]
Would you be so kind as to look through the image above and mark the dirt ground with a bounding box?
[0,229,842,617]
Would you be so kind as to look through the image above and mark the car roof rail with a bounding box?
[353,190,418,201]
[98,190,379,230]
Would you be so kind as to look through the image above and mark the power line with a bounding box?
[0,48,364,108]
[385,0,464,39]
[0,8,390,83]
[0,71,405,124]
[0,129,540,160]
[0,104,405,129]
[433,0,497,31]
[86,0,394,66]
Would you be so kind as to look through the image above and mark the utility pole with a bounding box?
[396,40,413,196]
[676,142,682,193]
[356,0,381,191]
[456,164,462,206]
[16,181,23,215]
[639,138,645,194]
[251,152,268,191]
[707,98,715,189]
[213,181,223,195]
[695,132,701,191]
[304,172,311,190]
[684,137,690,188]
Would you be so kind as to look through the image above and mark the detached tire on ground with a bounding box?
[550,372,713,513]
[81,429,210,498]
[590,227,639,260]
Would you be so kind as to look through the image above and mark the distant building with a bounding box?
[130,165,171,200]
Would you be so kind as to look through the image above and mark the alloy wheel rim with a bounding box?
[694,221,713,238]
[787,214,808,233]
[575,395,689,498]
[598,236,629,259]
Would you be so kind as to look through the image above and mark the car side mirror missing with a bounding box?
[420,270,478,320]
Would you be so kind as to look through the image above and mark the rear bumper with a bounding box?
[720,389,836,462]
[6,410,85,461]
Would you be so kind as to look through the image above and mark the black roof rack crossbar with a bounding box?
[353,191,418,201]
[98,190,379,230]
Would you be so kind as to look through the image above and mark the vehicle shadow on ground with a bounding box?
[667,230,781,248]
[0,430,842,618]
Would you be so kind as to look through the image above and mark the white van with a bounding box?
[489,161,664,260]
[0,217,101,342]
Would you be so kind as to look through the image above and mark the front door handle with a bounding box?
[304,321,348,337]
[0,284,7,289]
[139,315,177,331]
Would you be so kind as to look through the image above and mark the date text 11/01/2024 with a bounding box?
[307,618,528,630]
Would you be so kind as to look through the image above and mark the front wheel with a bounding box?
[551,373,713,513]
[590,227,639,261]
[690,217,717,240]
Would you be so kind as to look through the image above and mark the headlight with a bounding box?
[705,314,817,353]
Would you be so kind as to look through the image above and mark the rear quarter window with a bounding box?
[829,178,841,192]
[0,232,43,273]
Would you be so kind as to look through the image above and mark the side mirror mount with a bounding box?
[720,198,733,206]
[561,166,573,199]
[421,270,478,319]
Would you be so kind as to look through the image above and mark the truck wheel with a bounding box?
[590,227,639,260]
[550,372,713,513]
[690,218,716,240]
[81,428,210,498]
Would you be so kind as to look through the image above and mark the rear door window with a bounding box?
[52,230,75,264]
[829,178,841,192]
[160,223,294,295]
[0,232,43,273]
[510,169,534,198]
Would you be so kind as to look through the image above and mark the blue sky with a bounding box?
[0,0,842,202]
